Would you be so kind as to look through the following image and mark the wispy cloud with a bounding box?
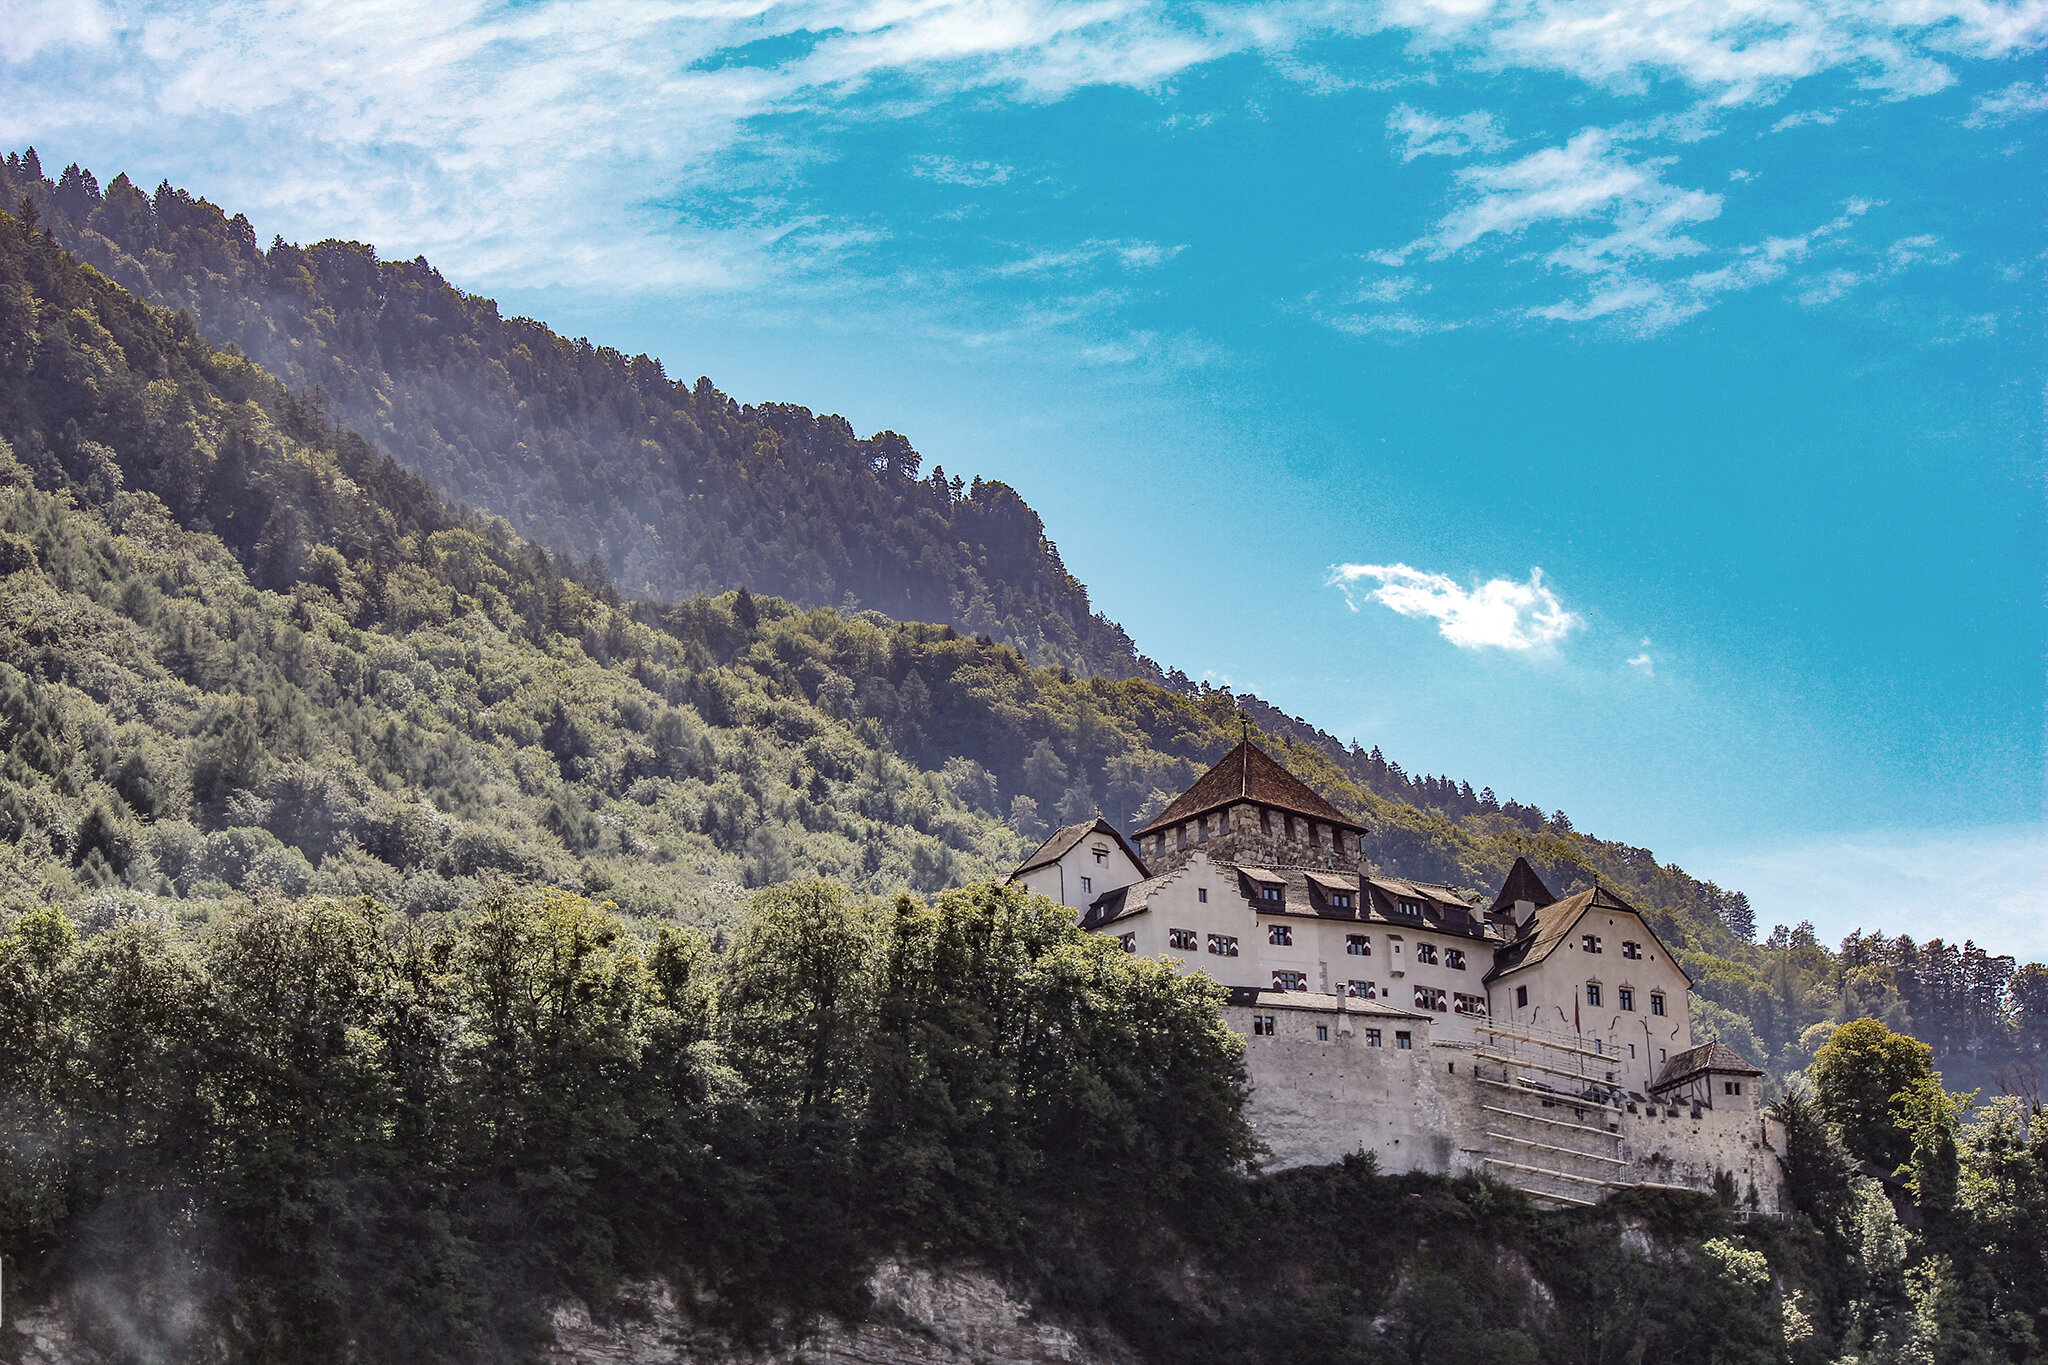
[1386,105,1512,161]
[1328,563,1584,650]
[1376,128,1721,266]
[910,154,1014,186]
[1963,78,2048,127]
[1770,108,1840,132]
[990,238,1185,277]
[2,0,2038,301]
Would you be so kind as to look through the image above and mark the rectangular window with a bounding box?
[1414,985,1446,1012]
[1445,948,1466,970]
[1395,1031,1413,1050]
[1515,984,1529,1008]
[1331,892,1352,909]
[1725,1081,1742,1095]
[1346,934,1369,956]
[1658,1048,1667,1063]
[1366,1028,1382,1047]
[1315,1025,1329,1041]
[1118,933,1137,954]
[1399,900,1422,916]
[1092,845,1107,863]
[1207,934,1239,957]
[1346,980,1377,1000]
[1273,970,1308,992]
[1622,941,1642,960]
[1080,876,1092,894]
[1581,934,1602,954]
[1415,943,1438,965]
[1628,1044,1637,1059]
[1168,927,1198,952]
[1586,983,1602,1007]
[1618,988,1635,1011]
[1269,924,1293,946]
[1252,1014,1275,1036]
[1650,993,1666,1017]
[1197,887,1208,903]
[1453,992,1486,1016]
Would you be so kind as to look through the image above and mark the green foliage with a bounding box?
[0,155,1157,684]
[1813,1018,1938,1169]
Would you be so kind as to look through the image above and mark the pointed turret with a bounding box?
[1487,856,1556,928]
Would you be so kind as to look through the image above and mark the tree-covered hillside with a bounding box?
[0,196,2042,1107]
[0,149,1159,683]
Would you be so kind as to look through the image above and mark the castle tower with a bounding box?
[1130,739,1369,874]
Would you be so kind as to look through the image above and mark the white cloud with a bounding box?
[1964,78,2048,126]
[1379,128,1722,267]
[1523,197,1885,332]
[0,0,2037,303]
[1770,108,1840,132]
[910,154,1014,186]
[1386,104,1512,160]
[990,238,1185,277]
[1327,563,1584,650]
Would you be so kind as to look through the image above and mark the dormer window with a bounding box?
[1330,892,1352,909]
[1259,886,1282,904]
[1399,900,1422,916]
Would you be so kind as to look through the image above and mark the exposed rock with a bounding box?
[546,1260,1128,1365]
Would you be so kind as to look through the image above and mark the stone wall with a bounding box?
[1234,1010,1788,1212]
[1226,1003,1455,1173]
[1145,803,1365,877]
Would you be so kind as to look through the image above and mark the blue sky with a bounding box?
[4,0,2043,952]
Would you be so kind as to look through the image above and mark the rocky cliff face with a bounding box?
[5,1261,1127,1365]
[546,1262,1128,1365]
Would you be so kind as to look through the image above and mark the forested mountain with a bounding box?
[0,187,2042,1107]
[0,149,1160,683]
[4,176,2048,1365]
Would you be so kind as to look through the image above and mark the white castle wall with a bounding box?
[1230,1008,1787,1212]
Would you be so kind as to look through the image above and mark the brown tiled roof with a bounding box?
[1651,1041,1763,1092]
[1487,856,1558,914]
[1484,884,1692,986]
[1011,817,1149,879]
[1135,740,1363,837]
[1080,870,1181,929]
[1365,877,1493,941]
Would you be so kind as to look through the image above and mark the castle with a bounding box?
[1010,740,1786,1211]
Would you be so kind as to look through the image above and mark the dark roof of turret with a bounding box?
[1011,818,1148,880]
[1487,856,1557,914]
[1651,1041,1763,1092]
[1134,740,1363,837]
